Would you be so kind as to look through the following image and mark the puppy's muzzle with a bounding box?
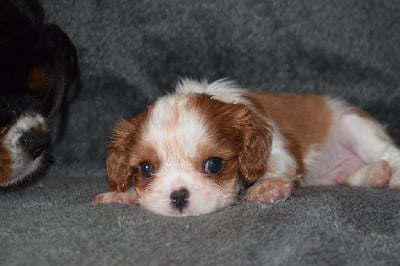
[19,130,50,160]
[170,188,190,212]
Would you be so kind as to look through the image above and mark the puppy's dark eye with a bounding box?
[204,157,224,175]
[139,162,154,178]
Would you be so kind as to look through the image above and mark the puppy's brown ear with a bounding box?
[106,119,137,192]
[238,109,272,185]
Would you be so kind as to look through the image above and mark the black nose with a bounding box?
[19,131,51,160]
[170,188,189,212]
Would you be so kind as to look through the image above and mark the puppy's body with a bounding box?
[244,91,398,187]
[95,79,400,216]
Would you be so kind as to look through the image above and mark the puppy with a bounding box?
[0,0,78,186]
[95,79,400,216]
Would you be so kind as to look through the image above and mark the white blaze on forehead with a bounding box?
[143,94,208,163]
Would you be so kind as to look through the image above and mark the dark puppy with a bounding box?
[0,0,78,186]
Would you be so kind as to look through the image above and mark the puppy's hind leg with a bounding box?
[335,112,400,187]
[346,160,391,187]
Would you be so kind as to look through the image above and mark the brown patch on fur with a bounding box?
[0,136,13,184]
[188,94,272,185]
[106,109,151,192]
[352,107,378,121]
[131,144,160,194]
[25,67,54,94]
[189,151,240,187]
[245,91,333,176]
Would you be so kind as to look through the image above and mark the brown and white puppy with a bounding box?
[95,79,400,216]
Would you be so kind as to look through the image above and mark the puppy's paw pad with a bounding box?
[246,179,292,203]
[93,192,137,205]
[369,160,391,187]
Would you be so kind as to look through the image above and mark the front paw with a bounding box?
[93,191,137,205]
[246,179,292,203]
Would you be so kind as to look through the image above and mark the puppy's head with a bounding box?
[107,93,272,216]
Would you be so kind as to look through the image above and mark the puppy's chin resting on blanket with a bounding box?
[95,78,400,216]
[0,0,78,187]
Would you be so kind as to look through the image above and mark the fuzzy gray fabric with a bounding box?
[1,0,400,265]
[2,176,400,265]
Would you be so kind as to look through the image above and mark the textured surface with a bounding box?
[2,0,400,265]
[1,176,400,265]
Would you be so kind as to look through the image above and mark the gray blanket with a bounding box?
[1,0,400,265]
